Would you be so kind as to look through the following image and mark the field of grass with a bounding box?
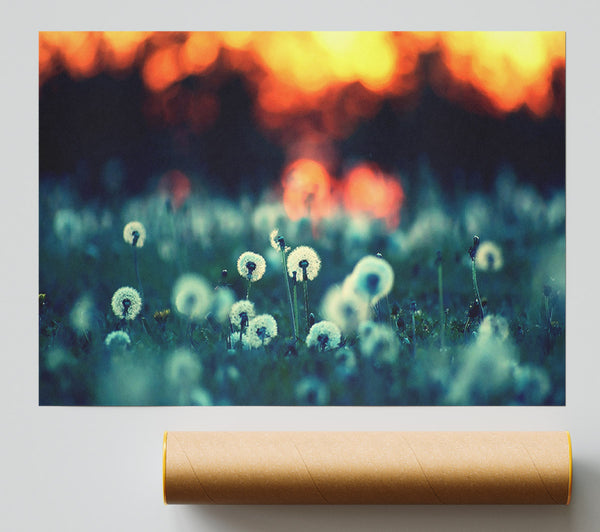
[39,165,565,406]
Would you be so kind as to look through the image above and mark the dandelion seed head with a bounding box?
[445,341,517,405]
[165,349,202,388]
[321,284,370,334]
[237,251,267,281]
[475,241,503,271]
[70,294,95,333]
[53,208,83,245]
[335,347,357,372]
[358,322,400,365]
[242,314,278,348]
[44,347,76,372]
[172,274,212,321]
[190,386,213,406]
[269,228,290,252]
[513,365,551,405]
[477,314,510,343]
[104,330,131,349]
[306,320,342,351]
[111,286,142,321]
[287,246,321,281]
[346,255,394,304]
[229,300,256,329]
[123,221,147,247]
[211,287,236,323]
[295,377,330,405]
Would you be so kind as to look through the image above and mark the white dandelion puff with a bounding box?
[287,245,321,281]
[190,387,213,406]
[306,320,342,351]
[165,348,202,387]
[210,287,236,323]
[445,340,517,405]
[237,251,267,282]
[123,221,147,248]
[477,315,510,343]
[358,322,400,365]
[321,284,370,333]
[111,286,142,320]
[104,330,131,349]
[229,300,256,329]
[295,377,330,405]
[172,274,212,321]
[53,208,83,246]
[70,294,95,333]
[334,347,357,376]
[474,241,503,272]
[269,228,290,253]
[345,255,394,305]
[242,314,278,348]
[513,365,551,405]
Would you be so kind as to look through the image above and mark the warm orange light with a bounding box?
[158,170,192,210]
[281,159,335,222]
[142,44,183,92]
[342,163,405,229]
[102,31,148,71]
[39,31,565,135]
[437,31,565,116]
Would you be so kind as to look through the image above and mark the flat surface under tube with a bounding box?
[163,431,571,505]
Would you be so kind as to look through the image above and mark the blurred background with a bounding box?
[38,32,566,406]
[39,31,565,210]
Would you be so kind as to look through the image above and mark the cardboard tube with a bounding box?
[163,431,572,505]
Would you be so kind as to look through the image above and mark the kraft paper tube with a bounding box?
[163,431,572,505]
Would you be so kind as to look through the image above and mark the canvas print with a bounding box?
[39,32,565,405]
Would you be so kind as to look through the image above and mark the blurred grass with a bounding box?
[39,168,565,406]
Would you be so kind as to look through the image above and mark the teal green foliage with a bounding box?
[39,170,565,406]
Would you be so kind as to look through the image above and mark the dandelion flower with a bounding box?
[172,274,212,321]
[475,241,503,271]
[358,322,400,365]
[237,251,267,282]
[269,228,290,252]
[165,348,202,387]
[53,208,83,246]
[242,314,278,348]
[477,314,510,343]
[334,347,357,376]
[287,246,321,282]
[295,377,330,405]
[513,365,551,405]
[190,387,213,406]
[321,284,370,333]
[210,286,235,323]
[346,255,394,305]
[104,330,131,348]
[306,320,342,351]
[445,341,517,405]
[111,286,142,320]
[229,300,256,329]
[123,221,146,247]
[70,294,95,333]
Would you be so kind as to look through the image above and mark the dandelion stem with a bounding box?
[132,246,144,299]
[303,281,310,332]
[246,278,252,300]
[471,259,485,319]
[411,312,417,358]
[410,301,417,358]
[438,259,445,351]
[281,251,297,340]
[386,295,393,327]
[301,265,310,331]
[292,272,299,336]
